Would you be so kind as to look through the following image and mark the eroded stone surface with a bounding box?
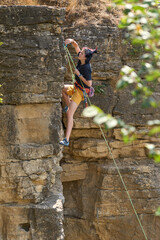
[0,4,160,240]
[61,25,160,240]
[0,5,65,240]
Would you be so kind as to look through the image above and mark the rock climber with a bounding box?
[59,38,97,146]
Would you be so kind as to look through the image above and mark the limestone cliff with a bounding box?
[0,6,65,240]
[61,13,160,240]
[0,3,160,240]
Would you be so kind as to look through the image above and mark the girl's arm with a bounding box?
[65,38,81,54]
[74,69,92,87]
[80,77,92,87]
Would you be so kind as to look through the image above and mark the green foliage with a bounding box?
[83,105,102,118]
[83,105,135,143]
[106,6,112,12]
[148,126,160,136]
[83,0,160,162]
[145,144,160,162]
[84,0,160,219]
[113,0,160,162]
[115,0,160,109]
[110,0,160,215]
[83,105,117,128]
[94,84,106,94]
[156,207,160,216]
[83,0,160,218]
[117,65,139,89]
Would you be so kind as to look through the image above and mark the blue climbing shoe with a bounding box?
[59,138,69,147]
[62,106,68,113]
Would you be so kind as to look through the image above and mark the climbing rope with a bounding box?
[64,45,91,107]
[64,45,76,85]
[63,44,148,240]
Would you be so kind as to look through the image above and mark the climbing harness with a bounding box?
[63,44,148,240]
[74,81,90,107]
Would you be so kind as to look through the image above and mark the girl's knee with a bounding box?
[67,109,74,118]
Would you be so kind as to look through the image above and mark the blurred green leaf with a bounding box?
[122,134,136,144]
[122,135,130,143]
[94,85,105,94]
[121,125,136,143]
[154,153,160,163]
[133,5,146,11]
[146,144,160,162]
[132,38,146,45]
[116,79,128,89]
[141,53,152,60]
[141,97,157,108]
[83,105,103,118]
[106,118,118,129]
[145,143,155,150]
[146,70,160,81]
[93,113,109,125]
[114,0,125,5]
[149,126,160,135]
[121,65,133,75]
[148,120,160,125]
[155,207,160,216]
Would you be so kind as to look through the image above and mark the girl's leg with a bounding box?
[62,85,72,106]
[65,100,79,142]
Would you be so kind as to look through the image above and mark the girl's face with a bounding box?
[78,48,86,60]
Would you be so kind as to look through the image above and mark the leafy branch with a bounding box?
[83,0,160,163]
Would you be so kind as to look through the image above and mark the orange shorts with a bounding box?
[67,85,84,105]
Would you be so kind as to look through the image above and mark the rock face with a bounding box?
[0,4,160,240]
[61,26,160,239]
[0,6,65,240]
